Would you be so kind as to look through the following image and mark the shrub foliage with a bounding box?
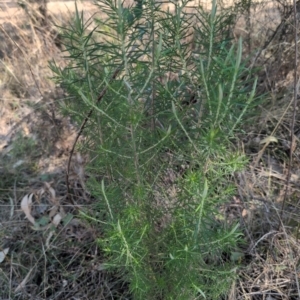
[50,0,257,298]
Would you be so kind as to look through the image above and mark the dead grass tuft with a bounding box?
[236,233,300,299]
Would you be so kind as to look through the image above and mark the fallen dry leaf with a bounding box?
[52,213,62,227]
[45,182,56,202]
[12,160,24,168]
[0,248,9,263]
[9,197,14,219]
[259,136,278,145]
[20,194,35,225]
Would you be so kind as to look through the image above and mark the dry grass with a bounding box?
[0,1,127,299]
[0,0,300,299]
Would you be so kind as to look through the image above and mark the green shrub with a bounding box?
[50,0,257,298]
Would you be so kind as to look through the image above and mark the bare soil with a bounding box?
[0,0,96,22]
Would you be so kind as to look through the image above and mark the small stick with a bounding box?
[66,65,123,204]
[66,45,138,203]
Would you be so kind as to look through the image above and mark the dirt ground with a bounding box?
[0,0,96,21]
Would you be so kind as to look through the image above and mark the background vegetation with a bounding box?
[0,0,300,299]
